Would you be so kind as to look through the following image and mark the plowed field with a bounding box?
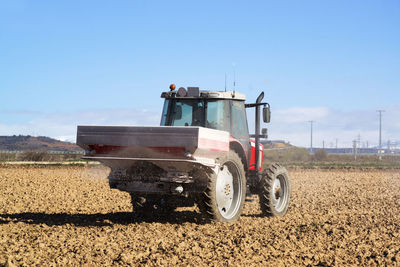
[1,166,399,266]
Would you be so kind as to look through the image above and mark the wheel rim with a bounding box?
[215,161,243,220]
[272,173,289,213]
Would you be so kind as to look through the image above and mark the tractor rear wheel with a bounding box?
[258,163,291,217]
[199,150,246,222]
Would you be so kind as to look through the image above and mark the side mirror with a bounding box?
[263,106,271,123]
[175,105,182,120]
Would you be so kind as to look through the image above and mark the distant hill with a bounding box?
[0,135,83,152]
[261,140,293,149]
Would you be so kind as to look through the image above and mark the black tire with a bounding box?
[130,194,176,215]
[258,163,291,217]
[199,150,246,222]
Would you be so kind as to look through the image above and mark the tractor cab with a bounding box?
[161,86,250,152]
[160,86,254,172]
[161,87,247,129]
[160,85,271,174]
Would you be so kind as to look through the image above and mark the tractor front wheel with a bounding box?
[258,163,291,217]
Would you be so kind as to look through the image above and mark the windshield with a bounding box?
[161,99,205,127]
[160,99,230,131]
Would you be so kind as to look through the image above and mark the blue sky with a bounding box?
[1,0,399,147]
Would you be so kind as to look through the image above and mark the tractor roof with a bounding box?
[161,87,246,101]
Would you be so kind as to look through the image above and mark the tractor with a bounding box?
[77,85,291,222]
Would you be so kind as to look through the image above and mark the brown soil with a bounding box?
[0,166,399,266]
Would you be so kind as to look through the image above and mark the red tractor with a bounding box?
[77,85,291,222]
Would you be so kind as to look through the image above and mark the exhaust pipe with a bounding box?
[254,92,264,175]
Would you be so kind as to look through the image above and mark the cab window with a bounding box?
[231,101,249,140]
[160,99,204,126]
[206,100,230,131]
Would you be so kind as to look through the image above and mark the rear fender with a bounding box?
[229,139,248,172]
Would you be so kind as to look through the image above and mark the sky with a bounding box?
[1,0,399,148]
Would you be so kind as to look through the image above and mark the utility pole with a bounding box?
[322,140,325,149]
[377,110,385,160]
[335,138,338,149]
[308,121,314,153]
[353,140,357,160]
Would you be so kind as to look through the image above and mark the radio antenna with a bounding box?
[224,73,227,92]
[233,68,236,92]
[233,63,236,93]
